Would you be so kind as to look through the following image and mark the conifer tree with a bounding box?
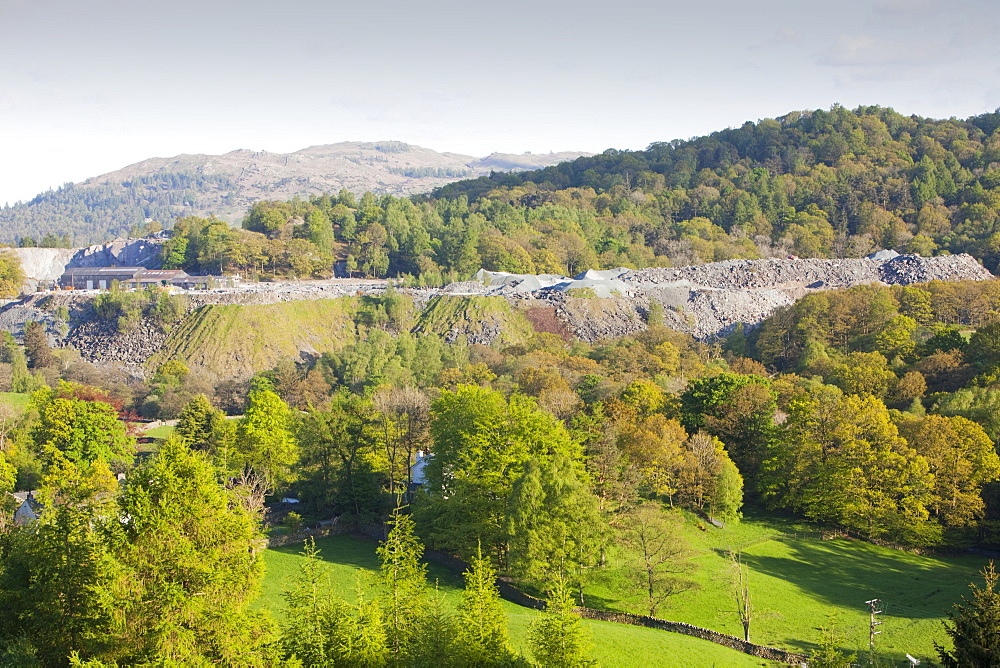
[281,538,344,665]
[455,546,517,666]
[112,437,276,664]
[506,454,605,601]
[377,509,428,660]
[529,577,593,667]
[408,586,457,667]
[937,561,1000,666]
[22,321,53,369]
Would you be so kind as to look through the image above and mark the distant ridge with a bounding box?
[0,142,591,245]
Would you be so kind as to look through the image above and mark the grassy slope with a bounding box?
[259,511,989,666]
[145,295,542,382]
[148,298,357,379]
[259,535,764,668]
[415,296,535,346]
[582,510,984,663]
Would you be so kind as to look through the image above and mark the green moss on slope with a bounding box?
[148,298,357,380]
[414,296,534,346]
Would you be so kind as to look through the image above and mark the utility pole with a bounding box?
[865,598,883,657]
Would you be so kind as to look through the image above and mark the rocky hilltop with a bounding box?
[0,252,990,380]
[83,142,591,219]
[0,142,590,244]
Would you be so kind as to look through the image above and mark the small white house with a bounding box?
[411,451,432,488]
[12,491,42,526]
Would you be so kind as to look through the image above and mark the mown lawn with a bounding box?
[0,391,32,414]
[259,535,766,667]
[142,424,175,439]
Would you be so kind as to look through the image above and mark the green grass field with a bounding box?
[142,424,175,439]
[260,535,766,667]
[580,510,986,664]
[0,392,32,414]
[258,513,989,666]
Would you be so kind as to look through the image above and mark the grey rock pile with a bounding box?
[452,252,994,341]
[65,319,167,369]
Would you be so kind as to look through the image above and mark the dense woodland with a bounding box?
[3,105,1000,664]
[0,173,235,246]
[151,106,1000,283]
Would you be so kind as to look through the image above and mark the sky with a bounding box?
[1,0,998,205]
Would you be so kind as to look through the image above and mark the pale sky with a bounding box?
[1,0,998,205]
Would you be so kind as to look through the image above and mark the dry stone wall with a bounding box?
[420,548,808,664]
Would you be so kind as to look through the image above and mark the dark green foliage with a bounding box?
[937,562,1000,667]
[967,321,1000,372]
[0,173,235,245]
[680,373,776,484]
[295,391,384,519]
[21,321,53,369]
[922,326,968,355]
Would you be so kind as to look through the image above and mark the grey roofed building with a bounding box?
[59,267,189,290]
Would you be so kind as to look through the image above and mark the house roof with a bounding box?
[60,267,190,282]
[61,267,145,277]
[12,491,42,515]
[133,269,188,279]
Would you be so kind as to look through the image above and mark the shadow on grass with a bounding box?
[274,534,467,592]
[718,537,983,620]
[272,534,380,570]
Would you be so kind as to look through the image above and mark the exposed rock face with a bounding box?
[620,254,993,290]
[0,303,60,341]
[10,237,167,292]
[66,236,166,270]
[9,248,78,291]
[614,254,993,340]
[448,253,994,342]
[64,319,167,370]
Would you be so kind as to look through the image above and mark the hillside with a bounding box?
[0,142,589,245]
[421,105,1000,274]
[260,533,770,667]
[0,250,989,385]
[146,106,1000,292]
